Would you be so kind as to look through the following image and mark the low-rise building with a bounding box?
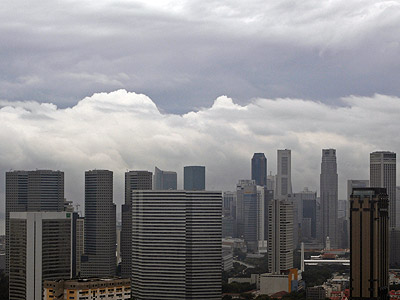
[43,278,130,300]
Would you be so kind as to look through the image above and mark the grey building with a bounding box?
[81,170,116,278]
[288,188,317,244]
[131,190,222,300]
[370,151,396,228]
[153,166,177,190]
[320,149,338,248]
[251,153,267,186]
[184,166,205,190]
[5,170,64,274]
[121,170,152,278]
[268,199,294,274]
[350,188,389,300]
[9,211,73,300]
[276,149,292,200]
[236,180,256,240]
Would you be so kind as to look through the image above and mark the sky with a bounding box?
[1,0,400,227]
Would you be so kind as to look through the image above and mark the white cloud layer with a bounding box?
[1,90,399,220]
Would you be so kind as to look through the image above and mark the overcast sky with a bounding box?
[1,0,400,227]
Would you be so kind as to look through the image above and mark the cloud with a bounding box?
[0,90,398,222]
[0,0,400,112]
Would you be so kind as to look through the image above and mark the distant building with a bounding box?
[43,278,131,300]
[9,211,73,300]
[350,188,389,300]
[370,151,396,228]
[268,199,294,274]
[121,170,152,279]
[259,269,299,295]
[131,190,221,300]
[153,166,177,190]
[276,149,292,200]
[75,217,84,276]
[320,149,338,248]
[288,188,317,244]
[223,191,236,218]
[81,170,116,278]
[251,153,267,186]
[184,166,205,190]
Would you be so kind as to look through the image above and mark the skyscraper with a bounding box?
[9,211,73,300]
[5,170,64,274]
[268,199,294,274]
[121,170,152,278]
[370,151,396,228]
[154,166,177,190]
[320,149,338,248]
[81,170,116,277]
[251,153,267,186]
[276,149,292,200]
[236,180,256,240]
[184,166,205,190]
[350,188,389,300]
[131,190,222,300]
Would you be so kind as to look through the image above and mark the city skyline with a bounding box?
[0,139,399,229]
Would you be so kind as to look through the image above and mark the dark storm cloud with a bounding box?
[1,0,400,113]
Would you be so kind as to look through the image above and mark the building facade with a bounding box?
[153,166,177,190]
[5,170,64,273]
[320,149,338,248]
[251,153,267,186]
[276,149,292,200]
[121,170,152,279]
[9,212,73,300]
[81,170,116,278]
[131,190,222,300]
[43,278,131,300]
[370,151,396,228]
[268,199,294,274]
[183,166,205,190]
[350,188,389,299]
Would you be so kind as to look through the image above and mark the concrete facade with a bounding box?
[121,170,152,279]
[81,170,116,278]
[131,190,222,300]
[9,211,72,300]
[320,149,338,248]
[276,149,292,200]
[268,199,294,274]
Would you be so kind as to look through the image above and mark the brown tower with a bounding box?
[350,188,389,300]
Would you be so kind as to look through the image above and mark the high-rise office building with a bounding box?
[257,186,272,253]
[131,190,222,300]
[347,180,369,201]
[184,166,205,190]
[268,199,294,274]
[154,166,177,190]
[288,188,317,244]
[320,149,338,248]
[252,153,267,186]
[75,217,84,276]
[81,170,116,277]
[5,170,64,274]
[236,180,256,240]
[9,211,73,300]
[370,151,396,228]
[276,149,292,200]
[121,170,152,278]
[350,188,389,300]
